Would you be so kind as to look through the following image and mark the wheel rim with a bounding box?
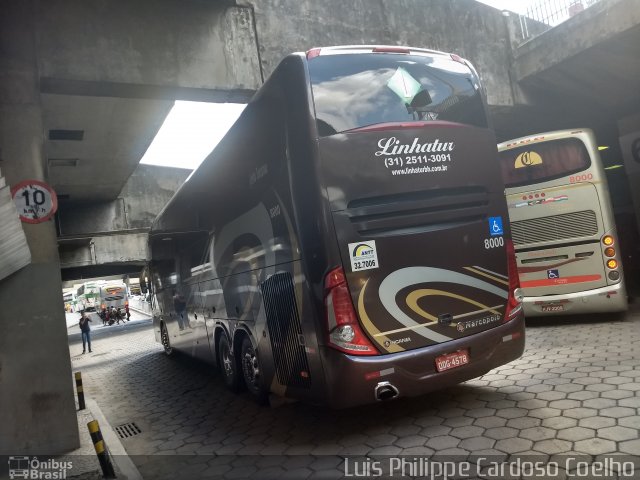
[161,325,172,354]
[242,346,260,390]
[221,343,234,378]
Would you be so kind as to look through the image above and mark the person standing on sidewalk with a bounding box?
[79,311,92,353]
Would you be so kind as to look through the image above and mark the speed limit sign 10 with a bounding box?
[10,179,58,224]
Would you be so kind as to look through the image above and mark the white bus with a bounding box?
[98,282,128,311]
[76,281,102,312]
[63,291,76,312]
[498,129,627,316]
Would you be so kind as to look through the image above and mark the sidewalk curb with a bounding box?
[85,398,143,480]
[128,305,151,316]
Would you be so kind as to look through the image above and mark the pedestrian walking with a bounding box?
[79,311,92,353]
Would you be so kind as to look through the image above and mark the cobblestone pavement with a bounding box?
[68,307,640,479]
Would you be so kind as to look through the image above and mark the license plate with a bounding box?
[541,305,564,312]
[435,349,469,372]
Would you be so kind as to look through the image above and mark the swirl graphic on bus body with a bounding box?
[514,151,543,169]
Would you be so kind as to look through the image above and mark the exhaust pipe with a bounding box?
[374,381,399,401]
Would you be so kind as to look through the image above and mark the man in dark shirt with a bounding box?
[79,311,92,353]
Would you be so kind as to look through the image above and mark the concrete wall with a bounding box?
[248,0,519,107]
[58,165,190,237]
[512,0,634,84]
[121,165,192,229]
[59,233,150,268]
[57,165,190,269]
[0,0,79,455]
[37,0,261,95]
[36,0,521,107]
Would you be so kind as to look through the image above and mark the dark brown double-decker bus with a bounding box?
[149,45,525,408]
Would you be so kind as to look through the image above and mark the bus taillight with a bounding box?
[324,267,378,356]
[450,53,466,65]
[504,239,523,322]
[306,48,321,60]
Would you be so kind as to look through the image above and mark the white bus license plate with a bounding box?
[541,305,564,312]
[435,350,469,372]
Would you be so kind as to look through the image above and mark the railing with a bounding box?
[517,0,602,43]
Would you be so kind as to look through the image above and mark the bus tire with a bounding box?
[240,336,269,405]
[160,323,173,356]
[218,335,240,393]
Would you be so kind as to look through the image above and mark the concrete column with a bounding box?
[0,0,80,454]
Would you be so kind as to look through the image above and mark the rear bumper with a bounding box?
[522,282,628,316]
[320,313,525,409]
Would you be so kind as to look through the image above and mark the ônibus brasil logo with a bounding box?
[8,456,73,479]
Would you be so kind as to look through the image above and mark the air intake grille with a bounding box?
[511,210,599,246]
[261,272,311,389]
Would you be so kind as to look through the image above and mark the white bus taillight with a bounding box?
[601,234,621,281]
[504,239,523,322]
[324,267,378,355]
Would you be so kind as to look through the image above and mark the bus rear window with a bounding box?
[499,138,591,188]
[308,53,487,136]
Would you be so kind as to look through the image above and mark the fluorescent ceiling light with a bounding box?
[598,146,609,151]
[140,101,245,170]
[604,165,623,170]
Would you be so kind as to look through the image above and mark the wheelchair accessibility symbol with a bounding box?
[488,216,504,236]
[547,269,560,279]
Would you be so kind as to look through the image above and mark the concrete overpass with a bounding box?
[57,164,190,281]
[1,0,639,455]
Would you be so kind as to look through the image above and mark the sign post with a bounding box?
[10,179,58,224]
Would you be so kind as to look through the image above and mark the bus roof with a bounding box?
[498,128,593,151]
[304,45,454,58]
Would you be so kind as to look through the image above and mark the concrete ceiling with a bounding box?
[516,25,640,119]
[40,0,639,206]
[43,93,173,202]
[508,0,640,142]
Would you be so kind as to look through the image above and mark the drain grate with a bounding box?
[115,422,141,439]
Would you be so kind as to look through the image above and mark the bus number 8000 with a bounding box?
[484,237,504,249]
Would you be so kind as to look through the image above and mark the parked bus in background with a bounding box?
[98,281,128,311]
[149,45,524,408]
[63,291,76,312]
[76,281,102,312]
[498,129,628,316]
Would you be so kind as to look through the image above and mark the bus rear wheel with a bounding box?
[218,335,240,393]
[240,336,268,405]
[161,323,173,356]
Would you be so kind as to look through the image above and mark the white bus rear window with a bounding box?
[499,138,591,188]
